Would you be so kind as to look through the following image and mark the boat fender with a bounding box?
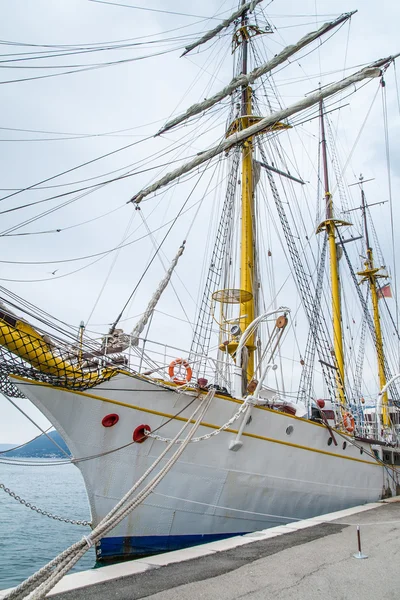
[102,413,119,427]
[343,412,355,433]
[168,358,192,385]
[133,424,151,443]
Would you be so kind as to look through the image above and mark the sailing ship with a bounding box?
[1,1,400,564]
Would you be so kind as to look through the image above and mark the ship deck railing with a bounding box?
[89,335,306,405]
[122,336,235,393]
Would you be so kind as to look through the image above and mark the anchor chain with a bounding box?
[146,398,251,444]
[0,483,91,526]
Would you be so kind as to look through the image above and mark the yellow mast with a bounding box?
[316,100,349,408]
[327,218,346,407]
[237,2,256,381]
[356,176,390,427]
[239,86,256,380]
[215,4,287,383]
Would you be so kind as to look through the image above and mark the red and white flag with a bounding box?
[377,283,392,299]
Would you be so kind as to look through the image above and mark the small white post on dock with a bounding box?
[353,525,368,559]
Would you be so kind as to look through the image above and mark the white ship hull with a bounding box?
[13,373,397,561]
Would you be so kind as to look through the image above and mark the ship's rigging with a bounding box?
[2,3,400,593]
[0,2,399,431]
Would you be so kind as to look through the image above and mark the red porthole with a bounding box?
[102,413,119,428]
[133,424,151,443]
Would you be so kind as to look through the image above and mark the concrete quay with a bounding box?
[4,499,400,600]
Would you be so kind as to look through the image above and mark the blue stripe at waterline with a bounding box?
[97,532,248,561]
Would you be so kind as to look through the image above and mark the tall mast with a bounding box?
[357,175,390,427]
[213,3,284,385]
[316,100,348,407]
[238,0,256,380]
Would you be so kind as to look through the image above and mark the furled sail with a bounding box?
[130,242,185,346]
[131,57,392,205]
[157,11,356,135]
[181,0,263,57]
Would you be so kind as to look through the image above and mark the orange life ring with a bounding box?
[343,411,355,433]
[168,358,192,385]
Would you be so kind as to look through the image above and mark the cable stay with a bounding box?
[257,140,339,404]
[338,230,400,407]
[257,160,305,184]
[353,290,369,404]
[297,233,328,409]
[129,241,186,347]
[325,115,350,215]
[131,56,395,205]
[158,11,357,135]
[190,149,241,373]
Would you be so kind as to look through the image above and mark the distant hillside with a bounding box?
[4,431,71,458]
[0,443,14,452]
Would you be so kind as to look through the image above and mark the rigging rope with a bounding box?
[88,0,227,20]
[135,157,226,333]
[330,83,380,197]
[129,241,186,346]
[297,234,328,408]
[109,157,214,334]
[2,394,70,459]
[381,77,399,333]
[189,148,240,372]
[353,289,369,402]
[258,140,339,404]
[85,209,138,327]
[337,229,400,407]
[0,394,201,467]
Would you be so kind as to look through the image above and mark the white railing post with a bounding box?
[376,373,400,441]
[234,307,291,398]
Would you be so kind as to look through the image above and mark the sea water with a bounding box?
[0,460,95,590]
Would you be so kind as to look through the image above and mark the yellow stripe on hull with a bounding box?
[11,373,380,468]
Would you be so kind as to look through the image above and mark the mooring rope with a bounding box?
[4,389,215,600]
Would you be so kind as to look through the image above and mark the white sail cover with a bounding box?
[158,11,356,135]
[181,0,263,57]
[130,243,185,346]
[131,58,391,205]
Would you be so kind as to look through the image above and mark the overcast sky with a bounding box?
[0,0,399,443]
